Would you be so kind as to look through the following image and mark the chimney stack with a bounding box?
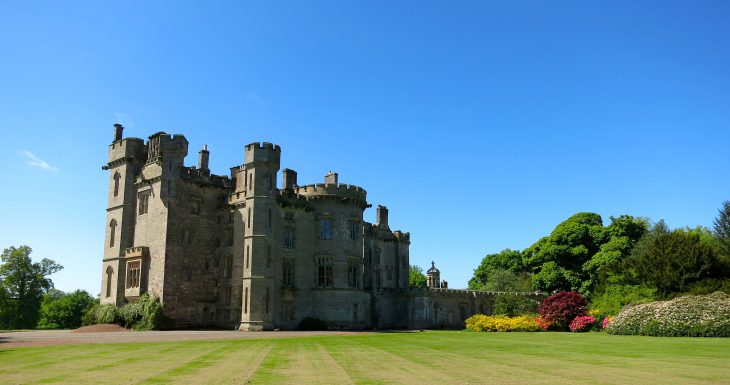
[113,123,124,142]
[376,205,389,228]
[324,171,338,185]
[283,168,298,189]
[198,144,209,172]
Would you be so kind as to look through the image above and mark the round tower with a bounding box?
[426,261,441,288]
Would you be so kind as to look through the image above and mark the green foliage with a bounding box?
[409,265,427,288]
[0,246,63,329]
[589,284,656,316]
[82,294,170,330]
[631,222,725,298]
[481,269,537,316]
[468,249,523,290]
[38,290,96,329]
[606,292,730,337]
[298,317,328,331]
[713,200,730,263]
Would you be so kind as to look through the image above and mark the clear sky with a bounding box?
[1,1,728,294]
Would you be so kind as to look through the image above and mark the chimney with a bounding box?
[376,205,389,228]
[324,171,338,185]
[282,168,297,189]
[113,123,124,142]
[198,144,210,172]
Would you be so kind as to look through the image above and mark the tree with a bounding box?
[409,265,427,288]
[482,269,537,316]
[0,246,63,329]
[38,290,96,329]
[714,201,730,259]
[631,223,722,298]
[468,249,524,290]
[538,291,588,330]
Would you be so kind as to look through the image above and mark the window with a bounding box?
[348,259,359,288]
[268,208,272,228]
[126,260,141,288]
[244,287,248,314]
[105,266,114,298]
[265,288,270,314]
[387,268,393,281]
[248,173,253,191]
[282,258,294,287]
[228,212,235,224]
[190,197,201,214]
[223,287,232,305]
[226,229,233,246]
[353,304,358,320]
[317,257,334,287]
[245,245,250,269]
[138,192,150,215]
[319,219,333,240]
[347,219,359,240]
[283,227,296,249]
[223,255,233,278]
[113,172,120,197]
[109,219,117,248]
[248,208,251,228]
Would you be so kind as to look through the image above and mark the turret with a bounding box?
[282,168,297,189]
[426,261,441,288]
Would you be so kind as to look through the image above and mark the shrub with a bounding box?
[538,291,587,330]
[81,294,171,330]
[38,290,96,329]
[298,317,328,331]
[602,316,613,330]
[606,292,730,337]
[569,315,595,332]
[465,315,541,332]
[83,303,118,325]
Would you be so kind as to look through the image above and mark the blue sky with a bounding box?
[1,1,728,294]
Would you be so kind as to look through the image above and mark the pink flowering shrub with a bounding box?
[602,316,613,330]
[538,291,588,331]
[569,315,595,332]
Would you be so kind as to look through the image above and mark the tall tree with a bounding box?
[0,246,63,329]
[468,249,524,290]
[714,201,730,259]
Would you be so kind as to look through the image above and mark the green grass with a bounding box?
[2,331,730,384]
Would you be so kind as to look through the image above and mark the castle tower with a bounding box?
[426,261,441,288]
[238,142,281,331]
[101,124,147,305]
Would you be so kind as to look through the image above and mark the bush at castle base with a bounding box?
[465,314,541,332]
[606,292,730,337]
[82,294,172,330]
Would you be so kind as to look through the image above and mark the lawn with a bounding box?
[1,331,729,384]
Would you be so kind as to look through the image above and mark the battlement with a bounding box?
[295,183,367,201]
[244,142,281,165]
[180,166,232,189]
[125,246,149,258]
[108,137,147,163]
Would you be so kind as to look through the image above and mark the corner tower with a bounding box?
[101,124,147,305]
[238,142,280,331]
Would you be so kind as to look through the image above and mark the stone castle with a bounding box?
[101,125,544,330]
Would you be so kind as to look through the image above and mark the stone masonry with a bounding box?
[100,125,544,330]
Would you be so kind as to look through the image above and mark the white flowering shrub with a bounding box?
[606,292,730,337]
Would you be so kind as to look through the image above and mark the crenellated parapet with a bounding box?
[244,142,281,165]
[295,183,368,208]
[180,166,233,189]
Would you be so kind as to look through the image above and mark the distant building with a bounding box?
[100,125,543,330]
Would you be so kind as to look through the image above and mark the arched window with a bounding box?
[244,287,249,314]
[105,266,114,298]
[109,219,117,248]
[113,172,121,197]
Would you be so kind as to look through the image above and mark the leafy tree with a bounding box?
[0,246,63,329]
[38,290,96,329]
[409,265,427,288]
[468,249,524,290]
[631,223,723,298]
[714,201,730,259]
[482,269,537,316]
[538,291,587,330]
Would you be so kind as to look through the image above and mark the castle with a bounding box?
[100,125,544,330]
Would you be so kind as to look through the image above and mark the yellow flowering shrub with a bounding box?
[465,314,541,332]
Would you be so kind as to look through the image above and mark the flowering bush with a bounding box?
[569,315,595,332]
[606,292,730,337]
[538,291,588,330]
[465,314,541,332]
[535,316,554,331]
[602,316,613,330]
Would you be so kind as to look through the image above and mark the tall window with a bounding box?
[248,208,251,228]
[283,227,296,249]
[138,192,150,215]
[245,245,250,269]
[386,267,393,281]
[113,172,120,197]
[223,287,232,305]
[317,257,334,287]
[109,219,117,248]
[348,260,359,288]
[105,266,114,298]
[268,208,272,228]
[282,258,294,287]
[190,197,201,214]
[244,287,248,314]
[223,255,233,278]
[319,219,333,240]
[347,219,359,240]
[226,229,233,246]
[126,261,141,288]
